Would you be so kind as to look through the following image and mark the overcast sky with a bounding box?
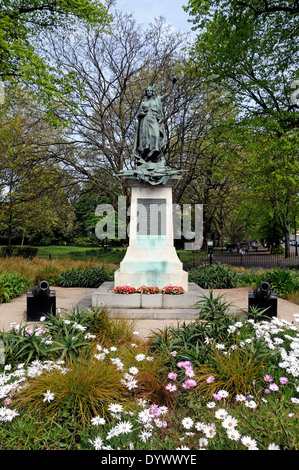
[114,0,193,34]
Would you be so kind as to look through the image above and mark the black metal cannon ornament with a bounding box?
[248,281,277,320]
[26,280,56,321]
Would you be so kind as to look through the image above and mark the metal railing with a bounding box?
[184,249,299,270]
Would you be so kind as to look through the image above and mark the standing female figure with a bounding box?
[134,78,177,165]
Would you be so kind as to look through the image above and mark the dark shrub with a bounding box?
[1,246,38,259]
[56,266,112,288]
[188,263,238,289]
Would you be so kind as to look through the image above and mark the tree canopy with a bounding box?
[0,2,298,251]
[0,0,112,122]
[185,0,299,131]
[184,0,299,254]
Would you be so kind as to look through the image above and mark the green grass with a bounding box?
[0,244,91,257]
[0,245,208,265]
[36,245,102,258]
[0,245,126,264]
[177,249,207,264]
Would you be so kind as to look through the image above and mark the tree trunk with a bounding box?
[203,213,213,251]
[284,224,291,258]
[21,229,26,246]
[7,209,13,247]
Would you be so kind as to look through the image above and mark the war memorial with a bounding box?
[92,78,206,318]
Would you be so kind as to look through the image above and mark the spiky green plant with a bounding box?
[14,347,127,426]
[194,342,267,400]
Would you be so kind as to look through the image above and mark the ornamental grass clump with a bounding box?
[13,348,127,426]
[46,307,139,352]
[90,310,139,348]
[0,257,115,287]
[194,344,266,400]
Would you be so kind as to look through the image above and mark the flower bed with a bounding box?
[113,285,185,295]
[137,286,160,294]
[161,285,185,295]
[113,286,137,294]
[0,296,298,450]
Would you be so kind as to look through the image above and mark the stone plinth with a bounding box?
[92,282,206,319]
[114,175,189,291]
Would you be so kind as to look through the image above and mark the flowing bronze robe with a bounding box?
[134,95,167,163]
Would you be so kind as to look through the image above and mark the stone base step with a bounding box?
[92,282,207,319]
[105,308,199,319]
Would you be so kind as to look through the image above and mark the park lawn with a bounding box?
[0,245,207,265]
[0,244,97,258]
[0,245,125,263]
[34,245,102,258]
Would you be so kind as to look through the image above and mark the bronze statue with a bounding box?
[118,77,182,185]
[134,78,177,166]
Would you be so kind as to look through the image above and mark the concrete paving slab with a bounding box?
[0,286,298,341]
